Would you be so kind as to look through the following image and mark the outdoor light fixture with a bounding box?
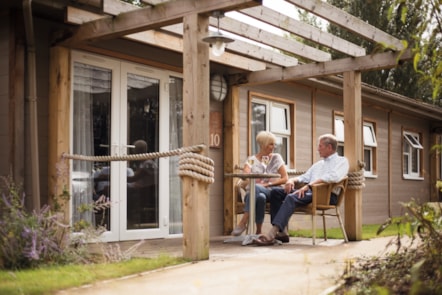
[202,11,234,56]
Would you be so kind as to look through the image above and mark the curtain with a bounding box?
[71,62,111,229]
[169,77,183,234]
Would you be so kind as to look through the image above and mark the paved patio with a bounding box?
[58,235,399,295]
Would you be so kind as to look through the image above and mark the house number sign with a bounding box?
[209,111,222,148]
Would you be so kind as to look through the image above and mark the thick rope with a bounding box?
[347,160,366,190]
[63,145,205,162]
[288,163,365,190]
[62,144,214,184]
[178,153,214,184]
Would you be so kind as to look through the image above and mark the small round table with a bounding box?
[225,172,280,245]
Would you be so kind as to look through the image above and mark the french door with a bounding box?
[70,51,171,241]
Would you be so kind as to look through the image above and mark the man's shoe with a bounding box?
[231,225,246,236]
[275,233,290,243]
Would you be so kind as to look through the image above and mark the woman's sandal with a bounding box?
[253,235,275,246]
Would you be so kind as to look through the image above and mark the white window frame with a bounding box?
[334,116,377,177]
[403,130,424,180]
[251,97,291,166]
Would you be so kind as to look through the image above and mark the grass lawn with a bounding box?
[289,223,399,240]
[0,224,396,295]
[0,255,188,295]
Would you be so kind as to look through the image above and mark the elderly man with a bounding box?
[254,133,349,245]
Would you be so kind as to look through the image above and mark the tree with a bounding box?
[327,0,441,102]
[389,0,442,101]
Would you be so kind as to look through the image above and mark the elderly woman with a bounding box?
[231,131,288,236]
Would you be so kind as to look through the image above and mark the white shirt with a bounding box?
[245,153,285,175]
[297,153,349,183]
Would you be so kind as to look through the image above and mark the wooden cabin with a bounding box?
[1,0,441,259]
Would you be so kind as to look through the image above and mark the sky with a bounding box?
[226,0,298,36]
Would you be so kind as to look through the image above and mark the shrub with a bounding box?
[334,200,442,294]
[0,175,145,270]
[0,177,71,269]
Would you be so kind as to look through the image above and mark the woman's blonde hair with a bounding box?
[256,131,276,150]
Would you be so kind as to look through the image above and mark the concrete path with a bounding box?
[57,236,398,295]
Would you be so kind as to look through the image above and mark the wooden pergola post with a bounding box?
[48,46,71,221]
[223,85,240,234]
[343,71,363,241]
[182,13,211,260]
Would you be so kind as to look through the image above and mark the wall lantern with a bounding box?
[202,11,234,56]
[210,74,228,102]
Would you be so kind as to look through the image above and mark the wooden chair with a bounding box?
[293,177,349,245]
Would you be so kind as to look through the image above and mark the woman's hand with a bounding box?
[284,181,294,193]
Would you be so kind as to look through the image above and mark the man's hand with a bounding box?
[294,185,310,198]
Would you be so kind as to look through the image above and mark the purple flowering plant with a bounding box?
[0,177,70,269]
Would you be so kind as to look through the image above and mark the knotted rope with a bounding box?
[178,152,214,184]
[347,160,366,190]
[62,144,215,184]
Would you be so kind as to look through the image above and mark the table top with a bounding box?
[225,172,280,179]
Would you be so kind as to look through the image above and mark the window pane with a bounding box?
[337,145,344,156]
[363,124,377,147]
[412,148,419,173]
[364,148,372,172]
[270,104,289,133]
[251,102,266,155]
[335,118,344,142]
[404,133,423,149]
[403,154,409,174]
[274,136,288,164]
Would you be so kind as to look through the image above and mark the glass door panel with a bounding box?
[125,72,160,230]
[71,58,116,240]
[119,63,168,240]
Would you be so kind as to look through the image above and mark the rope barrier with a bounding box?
[288,163,365,190]
[62,144,215,184]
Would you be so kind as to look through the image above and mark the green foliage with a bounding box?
[0,177,71,269]
[0,176,143,270]
[334,200,442,294]
[327,0,441,102]
[389,0,442,101]
[289,224,398,240]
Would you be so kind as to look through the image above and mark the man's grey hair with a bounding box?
[318,134,338,151]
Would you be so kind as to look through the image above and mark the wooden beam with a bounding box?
[245,49,413,85]
[240,6,366,57]
[181,14,211,261]
[286,0,404,50]
[66,6,267,71]
[57,0,262,46]
[213,15,329,62]
[128,30,267,70]
[163,24,298,66]
[103,0,136,16]
[343,71,363,241]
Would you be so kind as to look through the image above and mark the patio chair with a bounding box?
[293,176,349,245]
